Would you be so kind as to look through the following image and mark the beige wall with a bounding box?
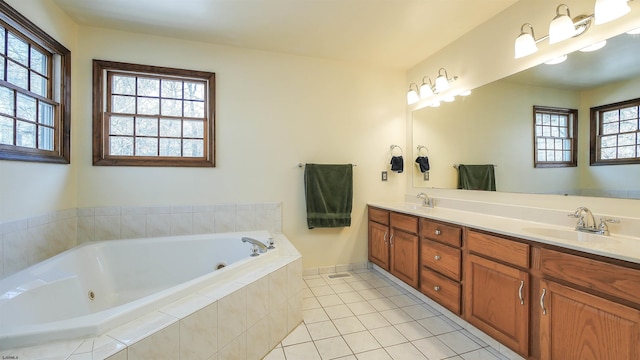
[0,0,78,221]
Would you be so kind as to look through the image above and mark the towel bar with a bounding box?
[298,163,357,168]
[453,164,497,169]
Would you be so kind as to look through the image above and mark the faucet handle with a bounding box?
[267,238,276,249]
[567,212,579,218]
[601,217,620,224]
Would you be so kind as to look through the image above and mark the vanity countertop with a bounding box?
[368,202,640,265]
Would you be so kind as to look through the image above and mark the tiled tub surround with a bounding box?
[0,231,303,359]
[0,202,282,279]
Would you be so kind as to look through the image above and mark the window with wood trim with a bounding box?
[533,106,578,168]
[590,98,640,165]
[0,2,71,163]
[93,60,215,167]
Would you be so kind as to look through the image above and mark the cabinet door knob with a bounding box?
[434,229,441,235]
[434,286,441,292]
[434,255,441,261]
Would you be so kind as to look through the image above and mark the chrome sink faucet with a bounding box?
[568,207,619,236]
[416,192,433,208]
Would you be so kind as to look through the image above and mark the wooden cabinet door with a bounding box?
[539,279,640,360]
[390,229,419,288]
[464,254,529,357]
[368,221,389,270]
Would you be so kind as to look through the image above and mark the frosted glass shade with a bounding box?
[515,32,538,58]
[595,0,630,25]
[549,14,576,44]
[435,75,450,93]
[419,83,434,98]
[407,89,419,105]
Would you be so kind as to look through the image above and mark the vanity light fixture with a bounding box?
[407,83,420,105]
[435,68,457,93]
[545,54,568,65]
[580,40,607,52]
[459,90,472,96]
[549,4,577,44]
[443,96,456,102]
[514,0,633,59]
[594,0,630,25]
[420,76,435,99]
[430,101,441,107]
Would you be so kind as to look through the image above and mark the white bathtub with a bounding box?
[0,230,286,350]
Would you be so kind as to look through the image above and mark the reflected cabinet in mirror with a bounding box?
[412,31,640,199]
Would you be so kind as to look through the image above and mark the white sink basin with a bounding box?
[403,204,432,212]
[522,227,605,242]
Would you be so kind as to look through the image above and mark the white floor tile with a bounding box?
[317,294,344,307]
[281,323,312,346]
[263,345,286,360]
[324,304,354,319]
[461,348,503,360]
[303,297,322,310]
[315,336,354,359]
[387,294,419,308]
[283,341,321,360]
[368,298,398,312]
[330,283,355,294]
[355,348,392,360]
[412,336,457,360]
[312,285,336,297]
[303,308,330,323]
[384,342,428,360]
[417,316,458,335]
[343,331,381,354]
[357,289,385,300]
[347,301,377,316]
[307,320,340,340]
[379,308,414,325]
[338,291,366,304]
[393,321,432,341]
[369,326,408,347]
[306,278,328,288]
[333,316,367,335]
[400,304,437,320]
[357,313,391,330]
[437,331,483,354]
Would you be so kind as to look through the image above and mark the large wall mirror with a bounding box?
[412,31,640,199]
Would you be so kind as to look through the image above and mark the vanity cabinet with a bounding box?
[389,212,419,288]
[419,218,463,314]
[368,207,390,270]
[535,248,640,360]
[464,230,530,357]
[368,207,419,288]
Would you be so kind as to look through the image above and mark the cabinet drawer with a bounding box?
[539,248,640,306]
[368,207,389,225]
[420,267,461,315]
[391,212,418,234]
[421,239,461,280]
[420,218,462,247]
[467,230,529,268]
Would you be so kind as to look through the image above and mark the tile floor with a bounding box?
[263,268,509,360]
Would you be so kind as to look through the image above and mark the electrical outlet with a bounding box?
[424,172,429,181]
[381,171,388,181]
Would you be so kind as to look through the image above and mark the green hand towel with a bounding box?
[457,164,496,191]
[304,164,353,229]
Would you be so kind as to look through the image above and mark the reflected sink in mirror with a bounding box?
[403,203,433,213]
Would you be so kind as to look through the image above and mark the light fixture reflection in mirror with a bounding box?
[580,40,607,52]
[594,0,630,25]
[545,54,568,65]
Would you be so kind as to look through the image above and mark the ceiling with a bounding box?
[52,0,519,69]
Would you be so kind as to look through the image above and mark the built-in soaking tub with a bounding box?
[0,230,303,358]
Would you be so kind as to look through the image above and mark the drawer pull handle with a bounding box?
[540,288,547,315]
[518,280,525,305]
[434,229,442,235]
[389,234,394,246]
[434,286,441,292]
[434,255,441,261]
[383,232,388,245]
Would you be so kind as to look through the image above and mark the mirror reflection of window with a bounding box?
[533,106,578,168]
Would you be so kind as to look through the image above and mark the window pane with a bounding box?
[559,117,567,126]
[551,127,559,137]
[620,106,638,120]
[16,120,35,147]
[159,138,181,156]
[563,151,571,162]
[7,60,28,89]
[16,93,36,121]
[38,126,54,150]
[546,139,554,148]
[31,73,47,97]
[160,118,181,137]
[161,80,182,98]
[559,127,567,137]
[601,147,616,159]
[30,47,47,74]
[542,126,550,137]
[602,122,619,135]
[136,117,158,136]
[550,115,558,126]
[112,75,136,95]
[0,28,5,54]
[554,150,562,161]
[7,32,28,65]
[184,101,204,118]
[546,150,554,161]
[137,78,159,97]
[618,133,635,146]
[161,99,182,116]
[554,139,562,148]
[618,145,636,158]
[137,97,159,115]
[184,82,205,100]
[535,125,542,136]
[542,114,550,125]
[39,102,54,126]
[112,95,135,113]
[620,119,638,133]
[110,116,133,135]
[563,139,571,150]
[0,116,13,145]
[183,120,203,138]
[536,138,545,149]
[602,110,619,123]
[183,139,203,157]
[135,137,157,156]
[110,136,133,156]
[601,135,617,148]
[0,86,14,116]
[537,150,546,161]
[535,113,542,124]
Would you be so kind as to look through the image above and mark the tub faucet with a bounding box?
[416,192,433,208]
[242,237,268,254]
[568,207,618,236]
